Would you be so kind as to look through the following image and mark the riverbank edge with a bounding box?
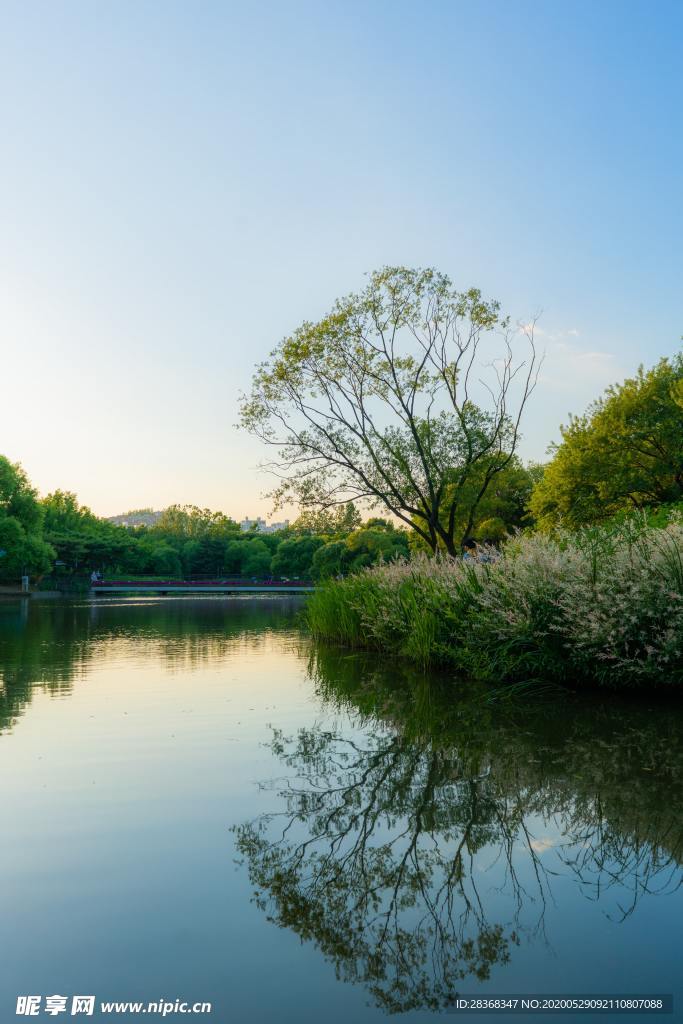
[306,527,683,694]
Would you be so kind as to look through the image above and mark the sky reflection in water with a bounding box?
[0,597,680,1023]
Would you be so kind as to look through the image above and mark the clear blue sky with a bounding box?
[1,0,681,518]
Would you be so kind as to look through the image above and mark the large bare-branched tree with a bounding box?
[240,266,539,554]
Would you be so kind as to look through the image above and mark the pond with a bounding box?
[0,597,681,1022]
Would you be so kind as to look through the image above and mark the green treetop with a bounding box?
[529,354,683,530]
[0,457,54,580]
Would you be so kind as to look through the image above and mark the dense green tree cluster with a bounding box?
[0,457,55,581]
[0,476,414,583]
[42,491,134,572]
[311,519,410,578]
[529,355,683,530]
[410,457,539,551]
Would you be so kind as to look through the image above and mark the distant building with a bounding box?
[240,516,290,534]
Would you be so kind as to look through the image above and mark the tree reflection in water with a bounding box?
[235,647,683,1012]
[0,596,304,733]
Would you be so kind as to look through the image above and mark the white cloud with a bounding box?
[536,332,620,396]
[519,324,580,342]
[530,837,556,854]
[515,324,626,461]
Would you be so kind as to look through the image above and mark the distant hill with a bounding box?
[106,509,164,528]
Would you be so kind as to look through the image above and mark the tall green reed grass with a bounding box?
[307,515,683,691]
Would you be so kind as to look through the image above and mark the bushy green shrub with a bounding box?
[307,515,683,691]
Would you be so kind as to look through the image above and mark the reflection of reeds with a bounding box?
[308,642,683,871]
[235,646,683,1011]
[308,517,683,690]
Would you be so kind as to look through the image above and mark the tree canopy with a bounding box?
[0,456,412,582]
[241,266,538,555]
[529,355,683,530]
[42,490,134,573]
[290,502,362,536]
[411,456,536,549]
[0,457,54,580]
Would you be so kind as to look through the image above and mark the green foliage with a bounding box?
[224,540,246,574]
[41,490,135,573]
[0,455,43,533]
[411,457,535,550]
[0,457,54,580]
[309,521,410,580]
[36,492,412,583]
[530,355,683,529]
[310,540,347,580]
[344,523,409,569]
[306,575,368,646]
[152,504,241,540]
[241,539,272,578]
[308,515,683,691]
[291,502,362,535]
[135,540,183,576]
[241,266,537,555]
[271,536,324,578]
[181,536,230,575]
[0,516,54,579]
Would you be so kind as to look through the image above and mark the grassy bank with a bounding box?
[307,517,683,691]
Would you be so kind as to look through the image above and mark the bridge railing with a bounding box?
[91,576,314,588]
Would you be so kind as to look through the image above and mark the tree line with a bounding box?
[3,267,681,582]
[0,473,411,583]
[0,451,542,584]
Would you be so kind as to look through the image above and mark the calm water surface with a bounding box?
[0,597,681,1023]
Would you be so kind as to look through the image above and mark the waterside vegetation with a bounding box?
[0,470,409,585]
[308,516,683,691]
[4,263,683,692]
[237,266,683,692]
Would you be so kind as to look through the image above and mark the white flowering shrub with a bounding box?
[308,515,683,691]
[554,520,683,687]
